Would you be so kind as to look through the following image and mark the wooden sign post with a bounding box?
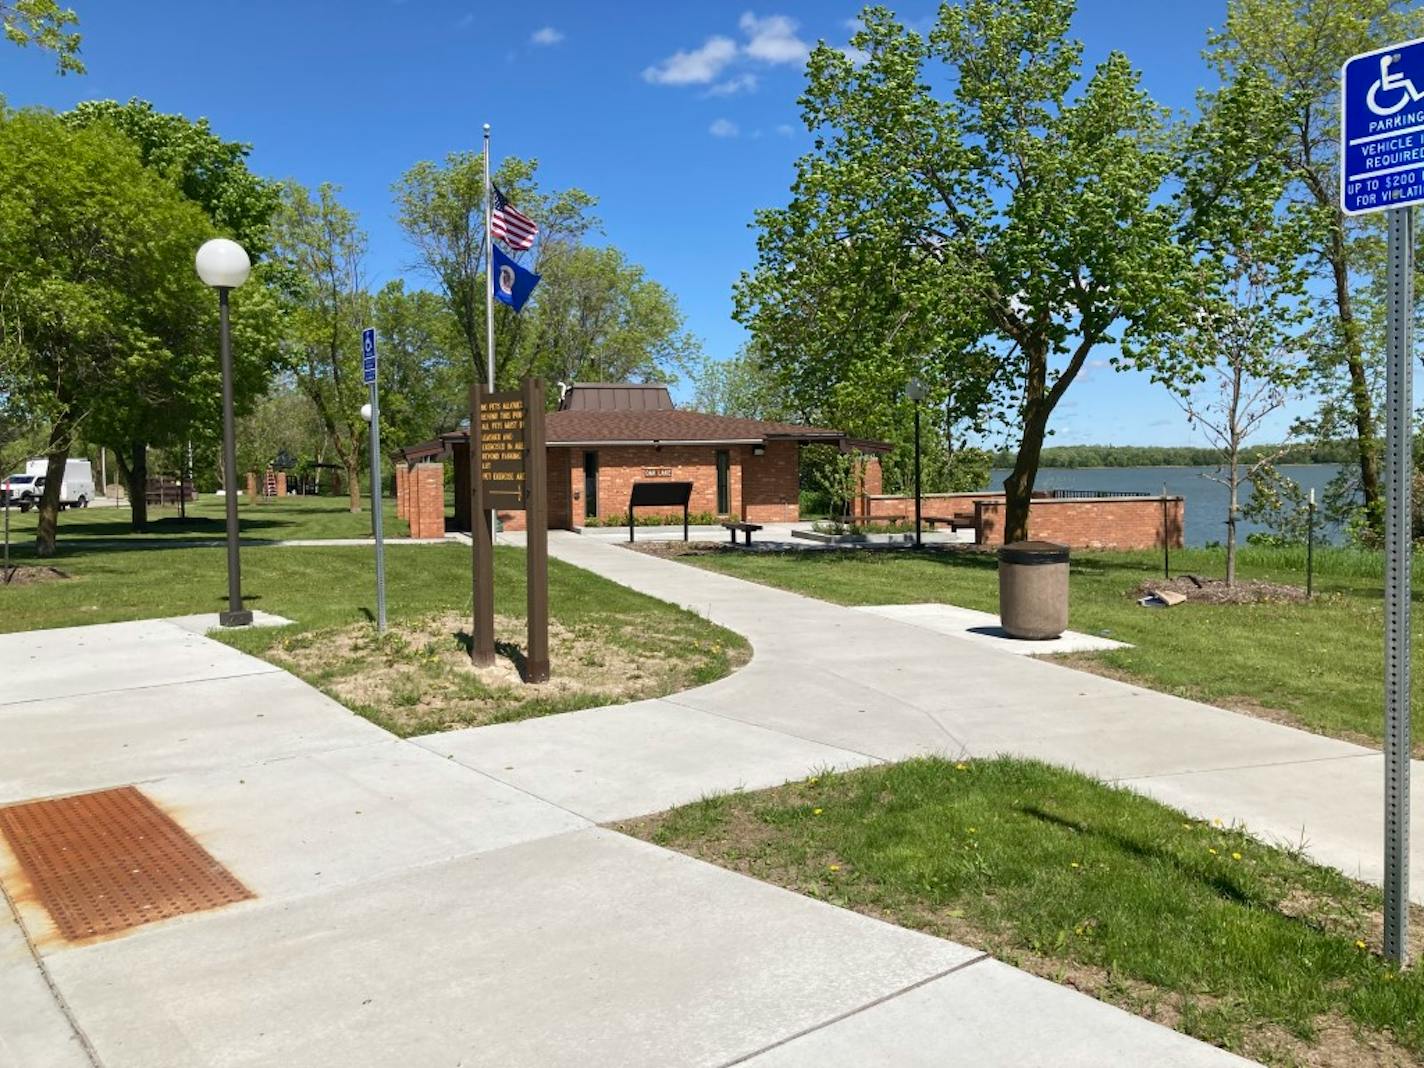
[469,378,550,682]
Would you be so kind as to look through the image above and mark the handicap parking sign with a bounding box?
[362,327,377,385]
[1342,37,1424,215]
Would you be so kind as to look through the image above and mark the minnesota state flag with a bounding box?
[491,242,540,313]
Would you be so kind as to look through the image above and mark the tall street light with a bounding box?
[905,376,927,549]
[195,238,253,627]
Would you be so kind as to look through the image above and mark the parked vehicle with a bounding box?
[2,459,95,512]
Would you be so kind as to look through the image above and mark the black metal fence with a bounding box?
[1045,488,1151,500]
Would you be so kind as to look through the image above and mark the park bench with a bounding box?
[723,521,763,546]
[919,513,978,533]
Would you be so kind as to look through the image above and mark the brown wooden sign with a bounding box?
[478,390,527,510]
[469,378,550,684]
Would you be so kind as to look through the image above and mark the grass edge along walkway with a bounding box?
[675,543,1421,755]
[621,756,1424,1068]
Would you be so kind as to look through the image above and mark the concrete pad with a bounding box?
[742,958,1250,1067]
[415,699,879,822]
[0,619,278,706]
[949,690,1370,780]
[0,908,89,1068]
[668,669,969,762]
[1126,753,1424,903]
[132,740,590,907]
[0,670,389,803]
[856,601,1130,655]
[163,610,294,634]
[47,829,980,1068]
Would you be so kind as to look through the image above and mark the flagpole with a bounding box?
[483,123,495,392]
[482,122,496,537]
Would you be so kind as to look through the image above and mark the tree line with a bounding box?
[0,98,700,553]
[986,441,1362,470]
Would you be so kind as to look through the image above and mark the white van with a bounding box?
[2,459,95,512]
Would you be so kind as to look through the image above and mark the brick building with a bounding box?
[396,383,888,533]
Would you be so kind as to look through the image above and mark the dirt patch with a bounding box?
[623,540,732,560]
[1134,574,1307,605]
[265,610,747,736]
[0,565,71,587]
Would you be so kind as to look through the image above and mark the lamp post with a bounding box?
[195,238,253,627]
[905,377,927,548]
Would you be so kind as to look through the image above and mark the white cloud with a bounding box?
[456,12,474,29]
[643,35,738,85]
[704,72,758,97]
[739,12,809,65]
[530,26,563,46]
[709,118,740,138]
[841,45,870,66]
[775,123,794,137]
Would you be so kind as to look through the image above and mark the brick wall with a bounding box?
[974,496,1184,549]
[407,462,446,539]
[493,442,801,529]
[741,440,799,523]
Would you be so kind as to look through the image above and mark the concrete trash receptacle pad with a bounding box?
[998,540,1070,640]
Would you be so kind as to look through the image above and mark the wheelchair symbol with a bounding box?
[1368,53,1424,116]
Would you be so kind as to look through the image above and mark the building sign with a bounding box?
[479,390,526,509]
[643,467,673,478]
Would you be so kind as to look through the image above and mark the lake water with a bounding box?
[986,464,1348,547]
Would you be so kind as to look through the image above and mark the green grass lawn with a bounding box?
[624,757,1424,1066]
[1,492,407,544]
[679,543,1420,753]
[0,534,748,736]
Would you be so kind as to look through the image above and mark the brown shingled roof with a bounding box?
[544,408,858,446]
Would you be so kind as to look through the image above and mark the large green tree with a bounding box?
[0,109,213,554]
[735,0,1186,540]
[269,181,371,511]
[393,154,596,386]
[3,0,81,73]
[1206,0,1424,537]
[62,99,283,528]
[371,279,466,449]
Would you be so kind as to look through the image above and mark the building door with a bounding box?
[716,450,731,515]
[583,451,599,518]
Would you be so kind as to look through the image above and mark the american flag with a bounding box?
[491,184,538,251]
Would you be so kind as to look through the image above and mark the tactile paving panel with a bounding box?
[0,785,252,941]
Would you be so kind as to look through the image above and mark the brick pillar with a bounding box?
[276,472,288,497]
[856,456,882,518]
[409,462,445,539]
[245,471,257,500]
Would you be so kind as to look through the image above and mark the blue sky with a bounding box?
[1,0,1307,448]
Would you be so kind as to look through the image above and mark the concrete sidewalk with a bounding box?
[488,532,1422,903]
[0,616,1245,1066]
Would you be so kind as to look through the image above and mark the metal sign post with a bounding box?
[1342,39,1424,965]
[362,327,386,633]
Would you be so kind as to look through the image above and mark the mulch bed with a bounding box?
[1,565,70,587]
[1134,574,1308,605]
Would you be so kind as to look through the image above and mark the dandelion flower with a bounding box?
[1070,862,1080,869]
[954,762,969,771]
[1231,852,1242,861]
[967,827,977,834]
[1208,848,1218,855]
[828,864,841,873]
[813,808,823,816]
[1356,939,1368,950]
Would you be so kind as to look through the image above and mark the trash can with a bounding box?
[998,540,1069,640]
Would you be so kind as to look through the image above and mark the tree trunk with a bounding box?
[1328,220,1381,534]
[346,455,362,512]
[1225,469,1238,588]
[127,441,149,532]
[1003,400,1050,544]
[34,421,72,558]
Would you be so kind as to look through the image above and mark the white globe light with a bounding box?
[906,376,928,402]
[195,238,252,289]
[360,403,373,422]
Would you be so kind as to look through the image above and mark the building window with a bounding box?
[716,450,730,515]
[583,451,599,518]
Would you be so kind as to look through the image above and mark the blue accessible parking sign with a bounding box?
[1342,37,1424,215]
[362,327,377,385]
